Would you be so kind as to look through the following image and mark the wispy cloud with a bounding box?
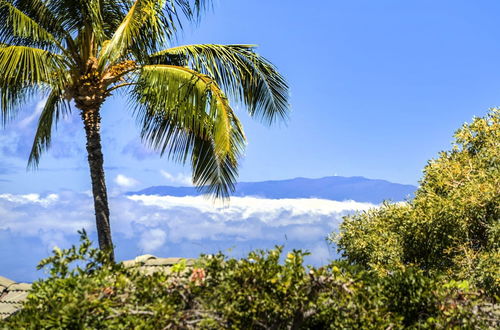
[17,99,46,129]
[139,228,167,252]
[114,174,140,188]
[0,193,59,206]
[159,170,192,186]
[0,160,18,175]
[122,139,157,160]
[0,99,81,160]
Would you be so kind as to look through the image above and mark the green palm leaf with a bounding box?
[45,0,102,36]
[191,135,241,199]
[0,45,68,123]
[132,64,245,197]
[28,88,71,168]
[99,0,212,69]
[150,44,290,124]
[0,45,67,85]
[0,0,60,50]
[99,0,172,69]
[12,0,68,38]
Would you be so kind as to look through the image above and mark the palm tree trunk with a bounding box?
[81,106,115,261]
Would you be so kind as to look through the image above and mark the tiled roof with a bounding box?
[123,254,194,275]
[0,276,32,320]
[0,255,192,320]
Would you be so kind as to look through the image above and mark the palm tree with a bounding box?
[0,0,289,260]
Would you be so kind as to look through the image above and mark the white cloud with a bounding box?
[127,195,373,224]
[1,98,82,160]
[0,192,92,237]
[114,174,139,188]
[18,99,47,128]
[0,192,375,244]
[0,193,59,207]
[0,191,377,281]
[139,229,167,252]
[160,170,192,186]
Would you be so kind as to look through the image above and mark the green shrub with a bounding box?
[334,109,500,298]
[2,232,495,329]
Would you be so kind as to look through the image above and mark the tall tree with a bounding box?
[0,0,289,260]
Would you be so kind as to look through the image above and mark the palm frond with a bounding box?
[0,45,68,123]
[0,45,68,86]
[150,44,290,124]
[43,0,101,35]
[98,0,169,69]
[99,0,214,69]
[28,89,71,168]
[0,84,37,126]
[101,0,133,38]
[81,0,106,45]
[11,0,79,61]
[169,0,213,23]
[0,0,60,51]
[13,0,70,38]
[191,135,241,199]
[131,64,245,197]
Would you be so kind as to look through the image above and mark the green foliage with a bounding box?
[150,44,289,124]
[2,233,496,329]
[309,264,494,329]
[334,109,500,298]
[197,248,314,328]
[133,63,246,197]
[382,268,442,326]
[28,88,71,166]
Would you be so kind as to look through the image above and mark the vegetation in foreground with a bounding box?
[1,111,498,328]
[3,236,494,329]
[1,232,497,329]
[334,108,499,299]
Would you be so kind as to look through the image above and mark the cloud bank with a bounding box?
[0,192,376,282]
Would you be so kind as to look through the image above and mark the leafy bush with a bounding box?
[2,232,495,329]
[334,109,500,298]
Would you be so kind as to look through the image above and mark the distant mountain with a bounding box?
[128,176,417,204]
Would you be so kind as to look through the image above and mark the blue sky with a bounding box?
[1,0,500,280]
[3,0,500,193]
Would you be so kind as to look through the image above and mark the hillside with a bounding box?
[129,176,416,203]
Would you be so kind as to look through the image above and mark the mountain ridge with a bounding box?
[128,176,417,204]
